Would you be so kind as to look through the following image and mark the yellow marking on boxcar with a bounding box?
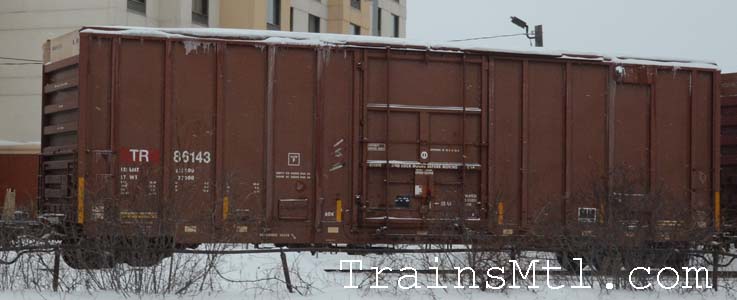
[223,196,229,221]
[336,199,343,222]
[77,177,85,224]
[715,192,721,230]
[497,202,504,225]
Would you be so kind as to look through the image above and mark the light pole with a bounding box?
[510,16,543,47]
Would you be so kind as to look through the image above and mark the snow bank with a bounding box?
[80,26,719,70]
[0,248,734,299]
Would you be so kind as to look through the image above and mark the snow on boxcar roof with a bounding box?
[80,26,719,70]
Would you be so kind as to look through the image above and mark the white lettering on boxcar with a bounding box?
[148,180,158,196]
[288,153,301,166]
[173,150,212,164]
[367,143,386,152]
[129,149,150,162]
[275,171,312,180]
[420,151,429,160]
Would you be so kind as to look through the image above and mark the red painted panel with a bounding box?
[0,154,38,215]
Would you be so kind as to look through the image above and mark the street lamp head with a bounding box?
[510,16,528,29]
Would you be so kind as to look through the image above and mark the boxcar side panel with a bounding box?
[691,71,715,227]
[612,84,650,190]
[527,61,566,229]
[723,72,737,232]
[569,64,608,224]
[268,48,317,243]
[611,82,651,227]
[492,59,523,230]
[221,44,268,240]
[115,39,165,235]
[81,37,113,233]
[654,71,691,224]
[315,49,355,242]
[170,42,217,240]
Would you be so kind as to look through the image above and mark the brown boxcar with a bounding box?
[722,72,737,234]
[39,27,721,265]
[0,144,39,217]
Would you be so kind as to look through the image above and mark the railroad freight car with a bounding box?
[39,27,721,268]
[0,141,39,218]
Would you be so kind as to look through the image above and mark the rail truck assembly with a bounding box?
[24,26,729,268]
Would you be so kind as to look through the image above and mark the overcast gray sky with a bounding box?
[407,0,737,72]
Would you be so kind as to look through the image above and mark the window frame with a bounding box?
[127,0,146,15]
[350,23,361,35]
[267,0,281,30]
[191,0,209,26]
[375,8,382,36]
[308,14,321,33]
[351,0,361,10]
[289,7,294,31]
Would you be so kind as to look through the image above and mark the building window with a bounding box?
[351,23,361,35]
[374,7,382,36]
[289,7,294,31]
[392,14,400,37]
[308,14,320,33]
[127,0,146,14]
[267,0,281,30]
[192,0,209,26]
[351,0,361,10]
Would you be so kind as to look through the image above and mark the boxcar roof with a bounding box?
[80,26,719,70]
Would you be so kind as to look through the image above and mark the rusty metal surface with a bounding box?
[0,155,38,215]
[39,28,720,246]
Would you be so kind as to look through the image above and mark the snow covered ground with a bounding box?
[2,286,732,300]
[0,247,735,300]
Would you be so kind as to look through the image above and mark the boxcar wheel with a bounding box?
[121,251,166,267]
[622,248,689,270]
[556,252,585,272]
[61,238,115,270]
[118,237,174,267]
[0,232,18,248]
[663,252,689,270]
